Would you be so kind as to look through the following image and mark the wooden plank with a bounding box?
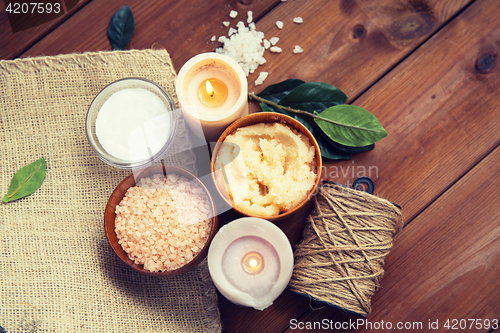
[217,0,479,331]
[0,0,92,59]
[281,0,500,329]
[283,144,500,333]
[244,0,471,101]
[319,0,500,223]
[17,0,281,71]
[361,145,500,332]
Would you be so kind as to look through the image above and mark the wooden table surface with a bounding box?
[1,0,499,332]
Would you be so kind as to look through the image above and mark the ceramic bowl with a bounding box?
[104,164,218,276]
[210,112,322,222]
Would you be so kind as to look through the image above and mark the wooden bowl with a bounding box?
[211,112,322,222]
[104,164,218,276]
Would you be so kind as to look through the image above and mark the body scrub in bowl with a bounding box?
[105,165,218,276]
[212,113,322,220]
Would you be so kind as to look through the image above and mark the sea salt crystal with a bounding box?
[263,39,271,49]
[270,46,282,53]
[276,21,283,29]
[223,21,230,27]
[293,45,304,54]
[211,35,216,41]
[293,17,303,24]
[255,72,269,86]
[229,10,238,18]
[228,27,237,36]
[247,10,253,23]
[269,37,280,45]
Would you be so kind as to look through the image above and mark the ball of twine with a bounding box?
[288,183,403,317]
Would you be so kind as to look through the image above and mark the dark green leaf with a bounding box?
[260,104,351,160]
[314,105,388,147]
[2,158,46,203]
[316,137,352,160]
[278,82,348,112]
[256,78,305,103]
[107,5,135,51]
[329,140,374,153]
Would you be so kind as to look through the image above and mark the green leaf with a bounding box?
[316,136,352,160]
[256,78,305,103]
[260,103,351,160]
[107,5,135,51]
[2,158,46,203]
[278,82,348,112]
[329,140,374,154]
[314,105,388,147]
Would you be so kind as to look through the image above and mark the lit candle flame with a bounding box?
[242,252,264,274]
[206,80,214,97]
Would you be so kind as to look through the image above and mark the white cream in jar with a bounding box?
[95,87,171,162]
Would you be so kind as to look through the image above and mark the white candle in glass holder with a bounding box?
[207,217,294,310]
[175,52,248,142]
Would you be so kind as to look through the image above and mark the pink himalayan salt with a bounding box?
[115,173,212,272]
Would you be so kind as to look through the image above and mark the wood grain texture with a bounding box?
[359,145,500,332]
[0,0,92,59]
[17,0,281,71]
[281,0,500,330]
[218,1,489,331]
[281,144,500,332]
[2,0,499,332]
[321,0,500,224]
[243,0,471,101]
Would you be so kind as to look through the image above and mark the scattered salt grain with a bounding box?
[218,36,227,43]
[211,35,216,42]
[269,37,280,45]
[247,10,253,23]
[229,10,238,18]
[276,21,284,29]
[263,39,271,49]
[255,72,269,86]
[293,45,304,54]
[223,21,230,27]
[293,17,303,24]
[270,46,282,53]
[228,27,237,36]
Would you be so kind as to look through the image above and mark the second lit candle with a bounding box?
[176,52,248,142]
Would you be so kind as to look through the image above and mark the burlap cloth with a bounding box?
[0,50,221,333]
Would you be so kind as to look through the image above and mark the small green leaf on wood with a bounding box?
[314,105,388,147]
[2,158,46,203]
[107,5,135,51]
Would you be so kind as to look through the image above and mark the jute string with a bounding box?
[288,183,403,317]
[0,49,221,333]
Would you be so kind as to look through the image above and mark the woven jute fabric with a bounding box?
[288,183,403,317]
[0,50,221,333]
